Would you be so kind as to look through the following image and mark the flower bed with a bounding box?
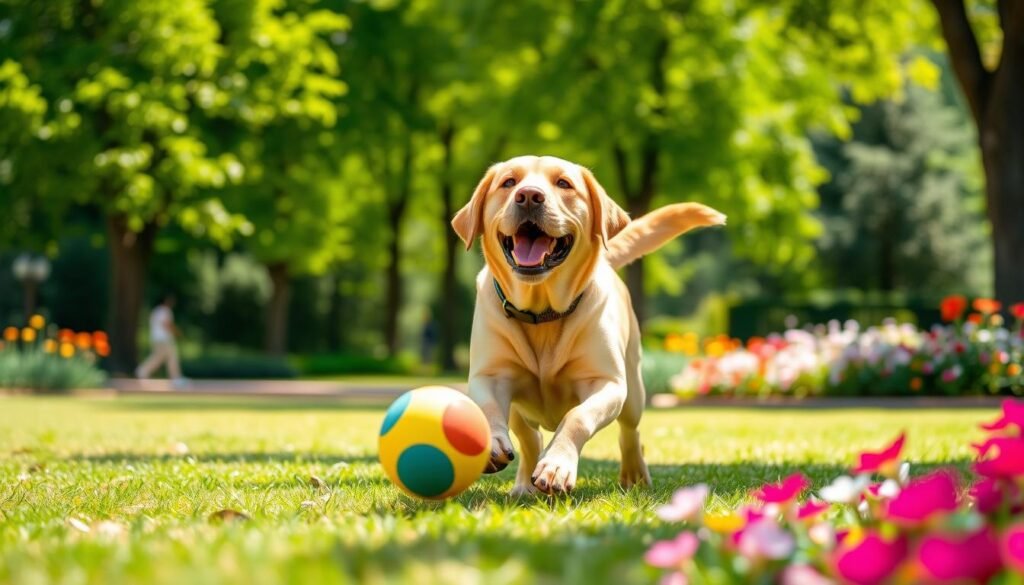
[0,315,108,392]
[668,298,1024,398]
[646,399,1024,584]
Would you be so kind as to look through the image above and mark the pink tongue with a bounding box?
[513,235,553,267]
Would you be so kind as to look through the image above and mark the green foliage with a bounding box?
[293,352,416,377]
[182,355,297,379]
[0,396,988,584]
[814,55,990,295]
[0,349,106,392]
[641,351,690,396]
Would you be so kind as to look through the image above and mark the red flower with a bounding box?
[1011,302,1024,320]
[974,437,1024,478]
[754,473,809,504]
[940,295,967,321]
[884,470,958,525]
[981,399,1024,435]
[852,432,905,476]
[967,313,983,325]
[832,532,908,585]
[918,527,1002,582]
[972,298,1002,315]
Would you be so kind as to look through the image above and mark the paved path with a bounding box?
[105,379,1006,410]
[109,378,466,403]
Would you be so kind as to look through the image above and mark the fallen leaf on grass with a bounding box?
[208,509,250,523]
[309,475,326,488]
[67,517,91,533]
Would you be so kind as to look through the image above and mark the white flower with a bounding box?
[898,462,911,485]
[819,475,870,504]
[877,479,901,499]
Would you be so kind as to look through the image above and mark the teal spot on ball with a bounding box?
[380,391,412,436]
[397,444,455,498]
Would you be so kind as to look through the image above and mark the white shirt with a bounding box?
[150,305,174,344]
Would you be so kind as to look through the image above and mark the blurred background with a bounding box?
[0,0,1018,384]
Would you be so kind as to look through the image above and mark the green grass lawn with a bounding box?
[0,396,996,585]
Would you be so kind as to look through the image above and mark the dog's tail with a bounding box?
[606,203,726,270]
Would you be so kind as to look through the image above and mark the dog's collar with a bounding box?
[492,279,584,325]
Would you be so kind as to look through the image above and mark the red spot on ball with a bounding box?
[442,399,489,456]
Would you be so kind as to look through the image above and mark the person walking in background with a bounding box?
[135,293,189,389]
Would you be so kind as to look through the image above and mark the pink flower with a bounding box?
[918,527,1002,582]
[941,366,961,383]
[781,564,834,585]
[974,437,1024,478]
[1003,523,1024,573]
[656,484,708,523]
[884,470,958,525]
[796,500,829,521]
[754,473,809,504]
[737,519,795,560]
[981,399,1024,434]
[833,532,908,585]
[645,532,699,569]
[853,433,905,476]
[660,572,688,585]
[970,477,1020,514]
[922,361,935,375]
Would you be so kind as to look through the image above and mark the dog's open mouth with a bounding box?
[499,222,574,275]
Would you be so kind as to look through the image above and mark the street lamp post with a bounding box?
[11,254,50,320]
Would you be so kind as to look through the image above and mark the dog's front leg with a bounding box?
[468,375,516,473]
[532,378,626,494]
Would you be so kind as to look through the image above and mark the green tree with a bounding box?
[212,0,349,355]
[495,0,933,324]
[0,0,248,372]
[815,62,990,294]
[930,0,1024,304]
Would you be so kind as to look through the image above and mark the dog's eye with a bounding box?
[556,178,572,189]
[501,178,516,188]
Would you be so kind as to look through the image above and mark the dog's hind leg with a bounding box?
[618,360,651,489]
[509,407,542,497]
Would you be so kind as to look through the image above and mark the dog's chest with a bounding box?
[510,330,584,430]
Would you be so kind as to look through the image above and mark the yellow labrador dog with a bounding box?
[451,155,725,495]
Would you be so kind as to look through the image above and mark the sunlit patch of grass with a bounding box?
[0,396,994,584]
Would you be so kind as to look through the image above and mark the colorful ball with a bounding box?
[378,386,491,500]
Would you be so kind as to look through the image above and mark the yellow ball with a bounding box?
[378,386,491,500]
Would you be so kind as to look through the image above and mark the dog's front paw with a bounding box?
[532,449,578,494]
[484,433,516,474]
[510,481,539,498]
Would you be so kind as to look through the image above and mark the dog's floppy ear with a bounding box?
[582,167,630,246]
[451,165,497,250]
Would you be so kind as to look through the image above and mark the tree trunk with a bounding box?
[326,272,343,352]
[383,213,403,356]
[106,215,157,375]
[437,123,458,372]
[933,0,1024,304]
[264,262,291,356]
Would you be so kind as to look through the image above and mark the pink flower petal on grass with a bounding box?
[833,532,908,585]
[796,500,830,521]
[645,532,699,569]
[1004,524,1024,573]
[884,470,958,525]
[755,473,809,504]
[656,484,708,523]
[981,399,1024,433]
[974,437,1024,478]
[919,527,1002,582]
[853,432,905,475]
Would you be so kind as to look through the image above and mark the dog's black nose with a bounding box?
[514,187,545,209]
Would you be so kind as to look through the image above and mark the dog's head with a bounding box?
[452,156,629,288]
